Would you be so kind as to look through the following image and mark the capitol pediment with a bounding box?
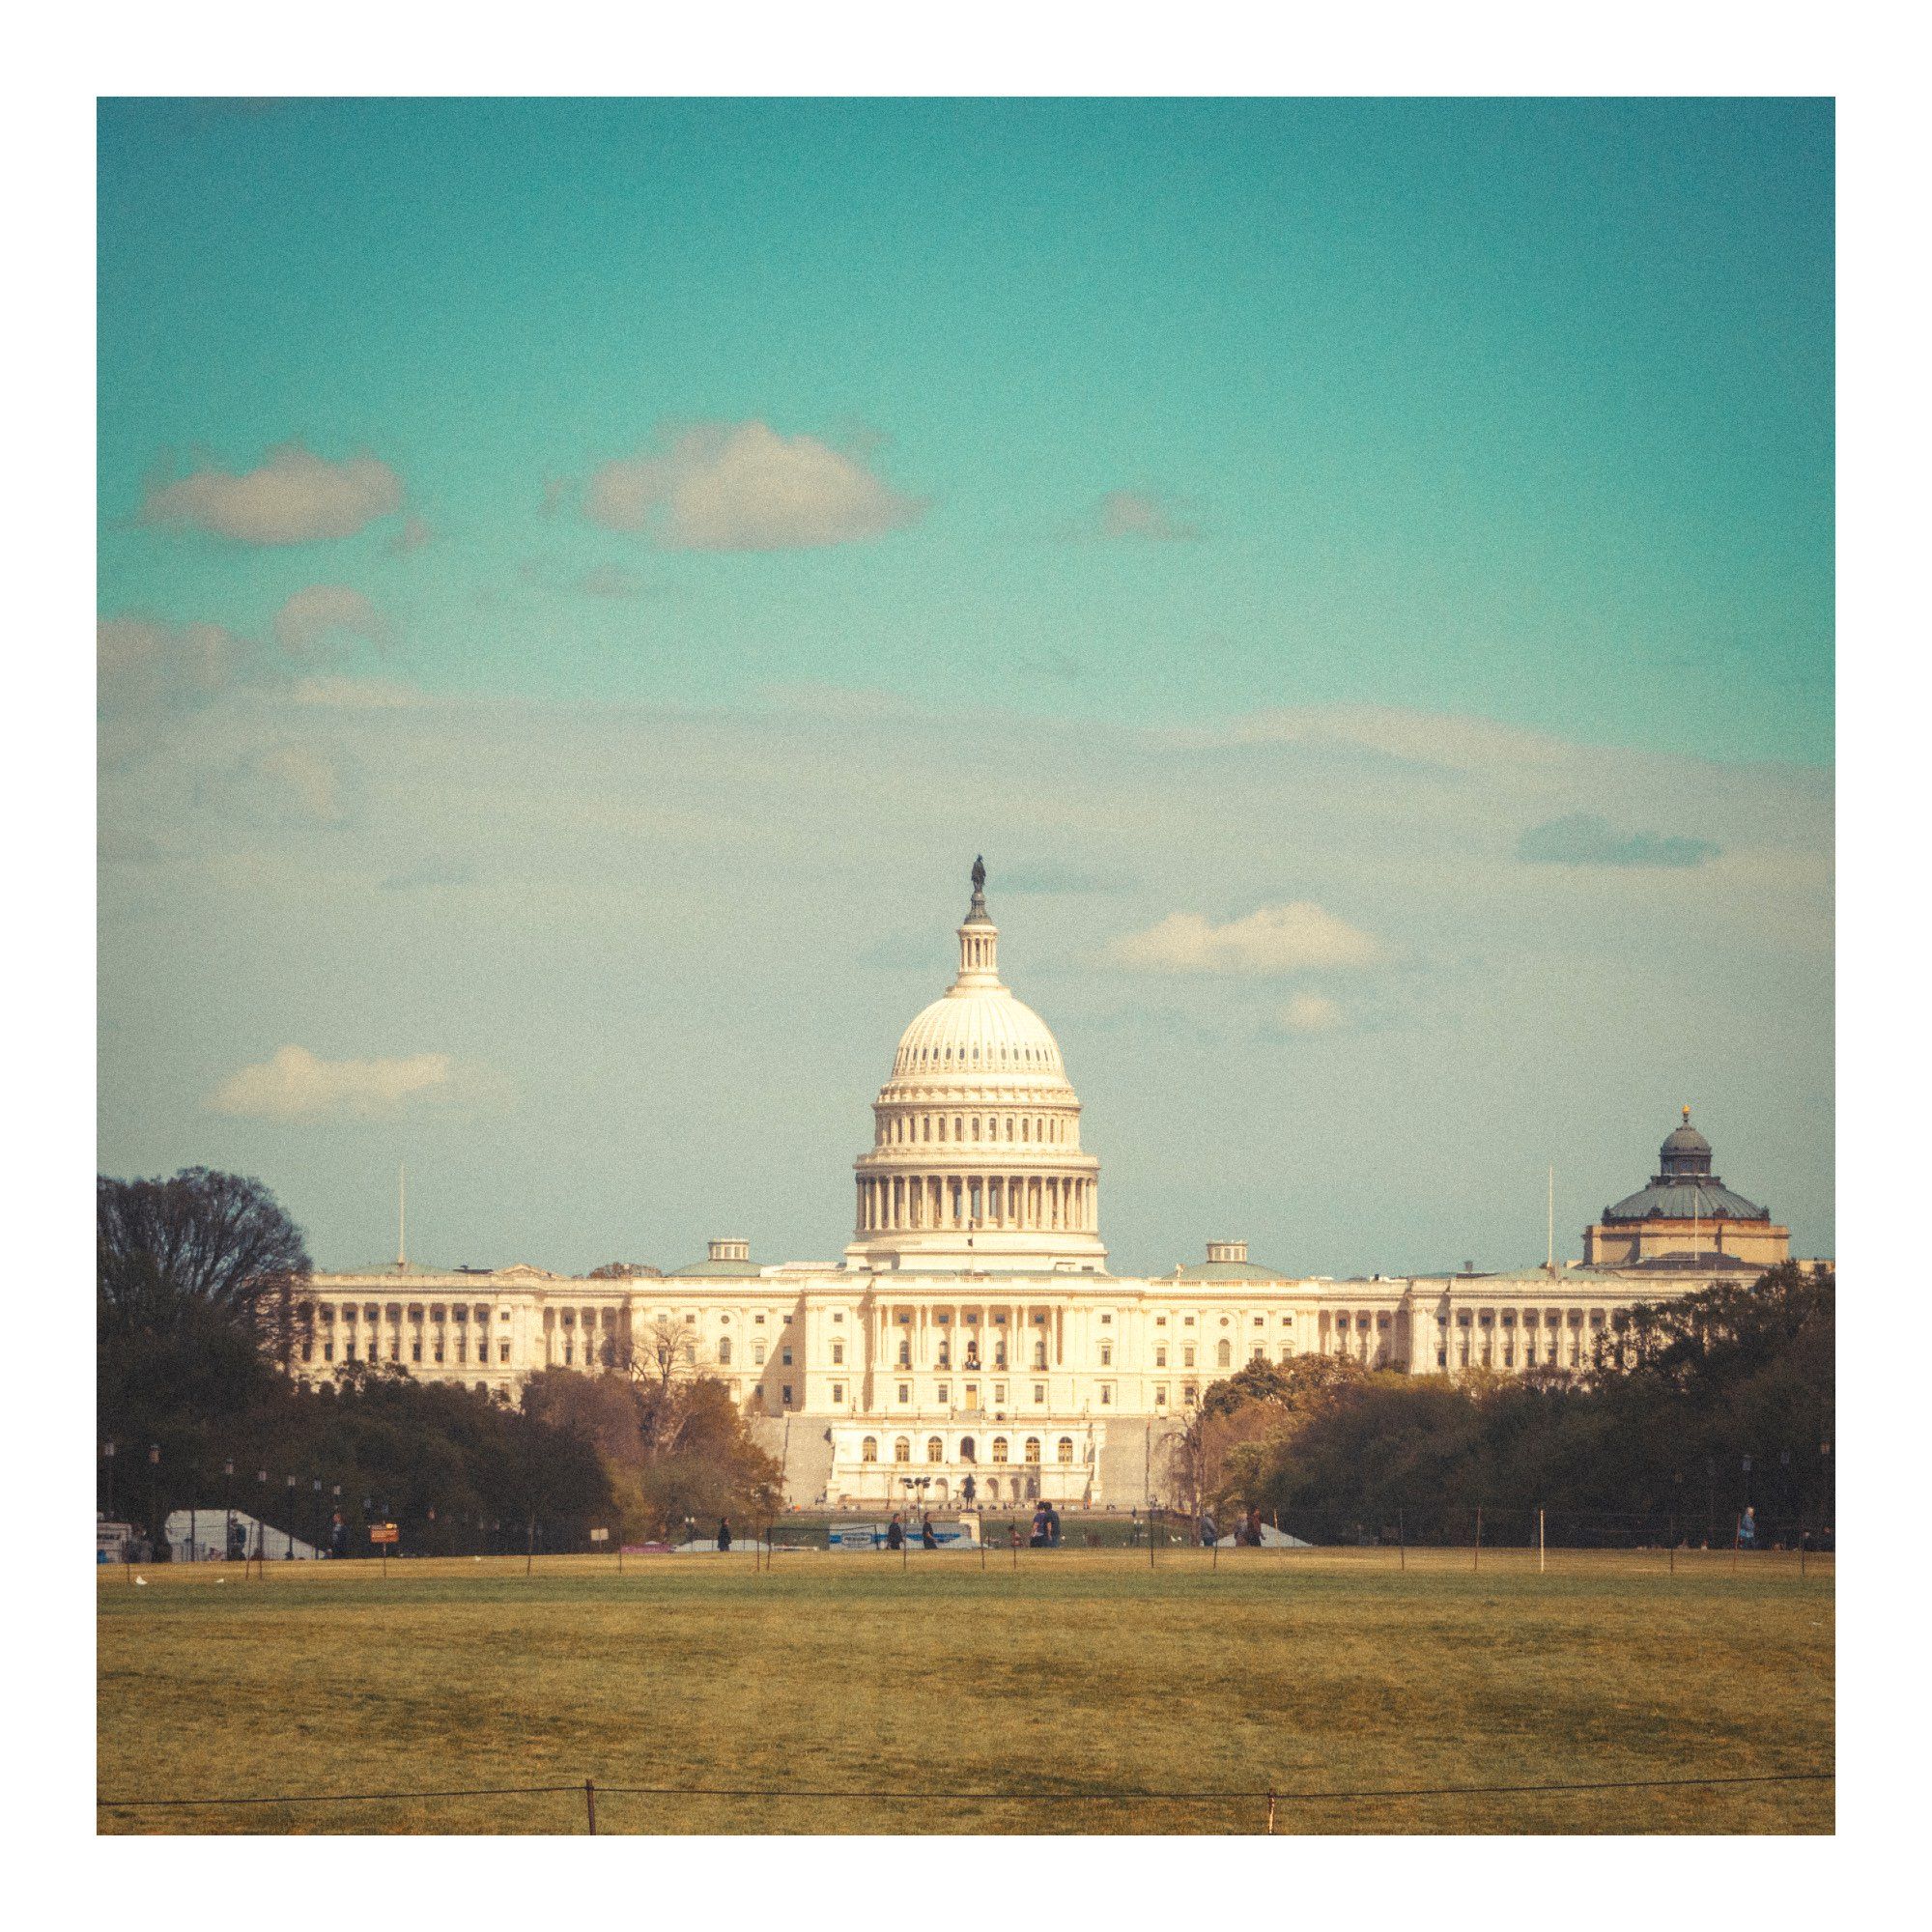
[493,1263,556,1282]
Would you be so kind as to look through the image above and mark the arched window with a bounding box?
[991,1436,1009,1463]
[1057,1436,1074,1464]
[1216,1340,1233,1367]
[926,1435,944,1463]
[861,1436,878,1463]
[1024,1436,1042,1463]
[1022,1119,1030,1143]
[894,1436,911,1463]
[959,1435,977,1463]
[938,1115,948,1141]
[717,1336,732,1365]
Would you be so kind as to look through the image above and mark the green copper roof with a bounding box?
[1171,1259,1293,1283]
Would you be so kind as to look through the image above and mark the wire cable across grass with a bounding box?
[97,1765,1834,1835]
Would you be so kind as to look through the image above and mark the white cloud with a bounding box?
[1109,902,1384,975]
[582,420,924,551]
[1228,705,1572,777]
[1091,490,1199,542]
[208,1045,465,1122]
[140,442,403,545]
[272,584,389,657]
[1277,992,1344,1033]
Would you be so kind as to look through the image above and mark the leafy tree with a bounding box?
[98,1167,311,1365]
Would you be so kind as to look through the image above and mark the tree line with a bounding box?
[1173,1263,1834,1548]
[98,1169,780,1556]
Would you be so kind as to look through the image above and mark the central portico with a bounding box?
[845,858,1106,1275]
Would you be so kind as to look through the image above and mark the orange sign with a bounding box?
[369,1523,400,1545]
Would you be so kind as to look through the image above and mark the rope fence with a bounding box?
[98,1767,1834,1833]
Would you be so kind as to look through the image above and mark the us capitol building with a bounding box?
[296,862,1806,1509]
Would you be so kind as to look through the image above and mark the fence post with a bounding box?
[1399,1508,1406,1572]
[1538,1507,1546,1576]
[583,1777,597,1835]
[1265,1788,1276,1834]
[1212,1541,1218,1572]
[1800,1527,1806,1579]
[1474,1507,1481,1572]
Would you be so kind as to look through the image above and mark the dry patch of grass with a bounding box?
[97,1548,1833,1834]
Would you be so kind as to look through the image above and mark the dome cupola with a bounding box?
[846,859,1105,1275]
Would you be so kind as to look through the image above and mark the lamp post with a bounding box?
[148,1444,160,1559]
[312,1476,324,1557]
[101,1440,115,1520]
[256,1468,268,1566]
[224,1461,235,1565]
[285,1474,298,1558]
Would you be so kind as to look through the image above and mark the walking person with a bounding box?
[921,1516,939,1550]
[717,1517,732,1551]
[1044,1502,1062,1548]
[886,1513,904,1551]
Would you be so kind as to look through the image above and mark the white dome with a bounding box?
[890,987,1067,1085]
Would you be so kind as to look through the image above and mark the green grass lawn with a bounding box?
[97,1548,1833,1835]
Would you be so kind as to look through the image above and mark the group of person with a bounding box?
[1027,1502,1063,1548]
[1195,1506,1267,1548]
[884,1512,940,1550]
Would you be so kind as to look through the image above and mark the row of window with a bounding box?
[861,1435,1075,1465]
[876,1111,1069,1146]
[306,1303,494,1324]
[304,1339,513,1366]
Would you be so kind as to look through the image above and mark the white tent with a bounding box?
[1213,1523,1311,1548]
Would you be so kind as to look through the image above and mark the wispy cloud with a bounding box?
[98,615,254,714]
[207,1044,500,1122]
[139,442,404,545]
[1276,991,1345,1033]
[582,420,924,552]
[1518,812,1720,868]
[272,584,390,657]
[1108,902,1384,975]
[1082,489,1201,543]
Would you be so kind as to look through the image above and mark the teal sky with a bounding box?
[97,99,1834,1275]
[99,98,1833,758]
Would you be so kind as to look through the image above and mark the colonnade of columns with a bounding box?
[854,1171,1096,1235]
[864,1301,1064,1378]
